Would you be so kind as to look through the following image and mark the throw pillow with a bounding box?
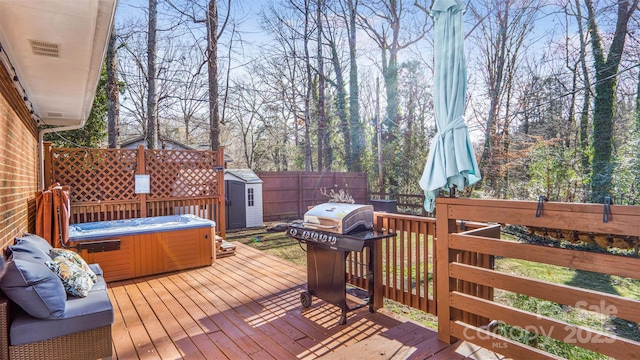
[50,248,98,283]
[46,257,94,297]
[0,252,66,319]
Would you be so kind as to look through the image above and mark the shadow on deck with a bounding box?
[107,242,500,359]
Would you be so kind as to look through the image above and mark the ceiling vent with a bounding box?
[29,40,60,57]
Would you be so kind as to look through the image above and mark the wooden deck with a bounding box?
[107,242,500,359]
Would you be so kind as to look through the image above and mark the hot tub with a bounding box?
[69,215,215,282]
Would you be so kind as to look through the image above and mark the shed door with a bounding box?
[225,180,246,229]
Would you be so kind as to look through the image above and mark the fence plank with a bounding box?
[450,233,640,281]
[451,292,640,360]
[450,262,640,324]
[445,198,640,236]
[450,321,562,360]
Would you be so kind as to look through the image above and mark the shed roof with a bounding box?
[225,169,262,184]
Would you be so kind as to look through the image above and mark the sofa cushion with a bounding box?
[9,273,114,346]
[9,234,52,262]
[88,263,103,277]
[46,257,94,297]
[50,248,98,283]
[0,251,66,319]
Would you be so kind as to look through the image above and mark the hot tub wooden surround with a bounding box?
[69,215,215,282]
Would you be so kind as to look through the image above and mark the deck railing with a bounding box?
[350,212,491,318]
[436,198,640,359]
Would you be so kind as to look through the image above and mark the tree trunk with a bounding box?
[146,0,158,149]
[585,0,638,202]
[479,2,509,192]
[574,0,592,177]
[328,39,350,171]
[376,77,383,192]
[316,0,326,170]
[303,0,313,171]
[347,0,362,172]
[107,23,120,149]
[383,49,399,136]
[207,0,220,150]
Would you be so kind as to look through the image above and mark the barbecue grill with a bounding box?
[287,203,395,325]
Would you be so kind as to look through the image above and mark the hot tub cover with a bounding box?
[68,214,216,242]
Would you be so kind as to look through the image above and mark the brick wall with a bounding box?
[0,62,39,249]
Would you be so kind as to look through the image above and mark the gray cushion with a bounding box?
[88,264,106,292]
[0,251,66,319]
[88,263,103,277]
[13,234,53,260]
[9,273,114,345]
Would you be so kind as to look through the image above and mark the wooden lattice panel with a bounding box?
[52,148,138,202]
[145,149,220,200]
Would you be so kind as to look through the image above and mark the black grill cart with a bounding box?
[288,225,395,325]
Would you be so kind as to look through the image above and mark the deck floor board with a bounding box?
[108,242,471,359]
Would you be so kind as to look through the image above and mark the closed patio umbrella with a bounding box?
[419,0,481,213]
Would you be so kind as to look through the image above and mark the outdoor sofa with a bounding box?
[0,234,113,360]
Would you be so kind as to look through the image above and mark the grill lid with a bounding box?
[303,203,373,234]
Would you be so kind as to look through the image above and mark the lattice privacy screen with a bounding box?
[51,148,221,203]
[52,149,138,203]
[145,149,220,200]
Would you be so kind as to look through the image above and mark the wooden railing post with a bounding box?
[217,147,226,239]
[372,239,383,309]
[137,145,147,218]
[436,199,457,343]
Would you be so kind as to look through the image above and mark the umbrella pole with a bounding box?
[449,185,457,198]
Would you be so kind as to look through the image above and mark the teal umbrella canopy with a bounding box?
[419,0,481,213]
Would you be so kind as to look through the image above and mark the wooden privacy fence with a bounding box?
[436,198,640,359]
[43,143,226,237]
[256,171,368,221]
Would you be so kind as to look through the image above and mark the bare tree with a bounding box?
[469,0,542,195]
[303,0,314,170]
[323,13,351,170]
[358,0,430,193]
[328,0,361,172]
[117,19,181,141]
[167,43,209,145]
[358,0,429,135]
[316,0,327,170]
[147,0,158,149]
[346,0,363,172]
[164,0,231,151]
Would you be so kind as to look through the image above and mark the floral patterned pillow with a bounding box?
[50,248,98,283]
[46,257,94,297]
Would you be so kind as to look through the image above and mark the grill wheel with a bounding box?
[300,291,312,308]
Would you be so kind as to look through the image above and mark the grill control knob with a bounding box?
[320,234,328,242]
[312,232,319,241]
[289,228,298,236]
[303,231,310,239]
[329,236,338,245]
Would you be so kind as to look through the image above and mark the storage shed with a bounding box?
[224,169,264,229]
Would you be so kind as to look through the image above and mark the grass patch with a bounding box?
[226,227,307,267]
